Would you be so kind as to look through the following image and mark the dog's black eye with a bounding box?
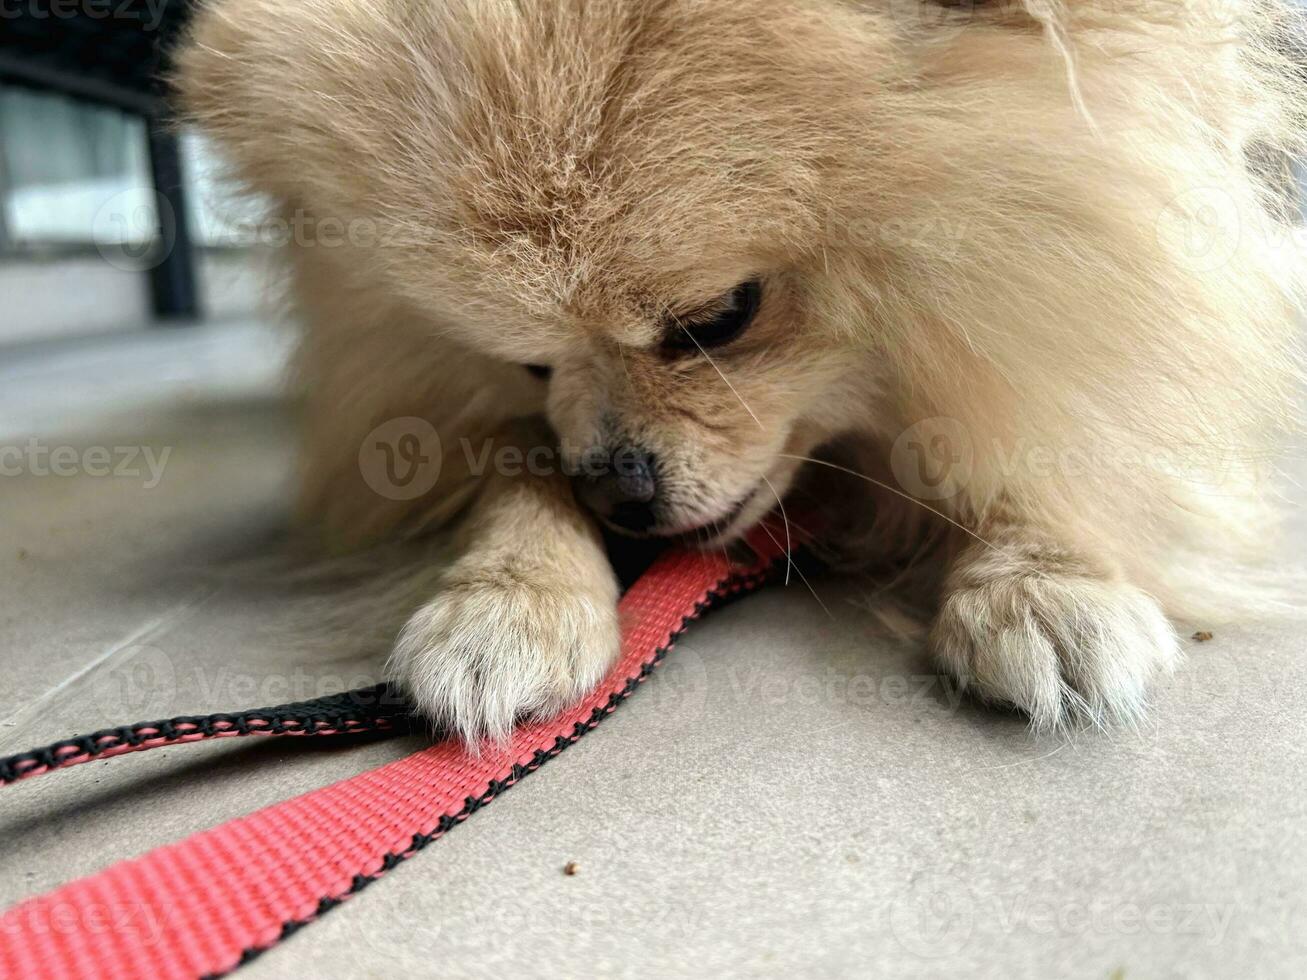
[525,364,552,380]
[665,280,763,352]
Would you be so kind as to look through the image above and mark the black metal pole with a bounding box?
[0,124,11,254]
[145,115,201,322]
[0,54,161,117]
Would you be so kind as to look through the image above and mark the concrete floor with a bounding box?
[1,323,1304,978]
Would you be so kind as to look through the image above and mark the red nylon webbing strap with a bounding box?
[0,536,787,980]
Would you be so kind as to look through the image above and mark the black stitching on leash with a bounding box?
[0,684,414,785]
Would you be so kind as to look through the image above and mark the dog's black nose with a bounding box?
[575,446,659,533]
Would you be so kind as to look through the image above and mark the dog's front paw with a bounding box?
[389,556,620,744]
[930,542,1179,732]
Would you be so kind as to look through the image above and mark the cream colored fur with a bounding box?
[177,0,1306,741]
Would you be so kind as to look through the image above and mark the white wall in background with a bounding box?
[1,87,263,248]
[0,86,271,342]
[0,250,279,347]
[0,257,151,344]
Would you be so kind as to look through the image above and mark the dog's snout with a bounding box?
[610,446,657,504]
[574,445,659,533]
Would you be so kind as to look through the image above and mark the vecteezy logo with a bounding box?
[90,644,177,721]
[888,873,975,958]
[92,188,175,272]
[914,436,961,489]
[890,417,974,501]
[359,417,443,500]
[1156,186,1241,274]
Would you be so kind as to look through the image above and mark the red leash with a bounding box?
[0,685,411,786]
[0,536,787,980]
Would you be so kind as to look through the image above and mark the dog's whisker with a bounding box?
[616,343,635,392]
[760,475,794,587]
[757,520,832,619]
[686,335,764,431]
[776,453,1005,556]
[655,293,765,432]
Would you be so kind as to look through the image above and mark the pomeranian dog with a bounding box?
[177,0,1304,742]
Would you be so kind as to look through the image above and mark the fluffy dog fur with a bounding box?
[177,0,1305,742]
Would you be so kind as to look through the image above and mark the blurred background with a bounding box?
[0,0,291,447]
[0,0,269,341]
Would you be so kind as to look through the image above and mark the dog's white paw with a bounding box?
[389,556,620,744]
[930,556,1180,732]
